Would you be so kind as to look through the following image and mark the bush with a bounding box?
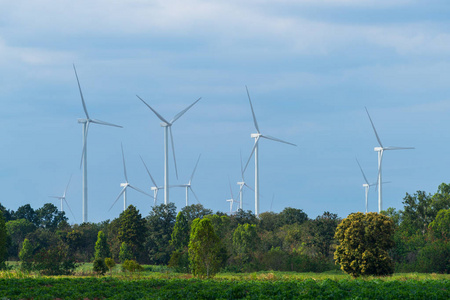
[93,258,108,275]
[121,259,144,272]
[119,242,133,263]
[104,257,116,273]
[33,243,78,275]
[416,240,450,274]
[168,249,189,273]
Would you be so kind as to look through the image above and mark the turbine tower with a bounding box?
[109,144,153,212]
[137,95,201,205]
[243,86,296,216]
[74,65,122,223]
[48,175,77,221]
[140,155,164,206]
[226,178,239,214]
[172,154,201,207]
[356,158,377,213]
[365,107,414,212]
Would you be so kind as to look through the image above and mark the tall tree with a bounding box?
[180,204,213,224]
[334,212,394,277]
[145,203,177,264]
[6,219,36,259]
[170,211,190,250]
[0,211,7,269]
[278,207,308,226]
[14,204,38,226]
[36,203,67,230]
[118,205,146,260]
[94,231,111,260]
[188,218,221,278]
[232,223,259,264]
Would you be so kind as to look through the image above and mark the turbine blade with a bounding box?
[170,97,201,124]
[136,95,170,124]
[169,126,178,179]
[190,187,201,204]
[261,134,297,146]
[128,185,153,198]
[189,154,201,183]
[356,158,370,185]
[240,150,245,180]
[246,86,260,133]
[48,196,61,199]
[244,183,254,192]
[365,107,383,148]
[384,146,415,150]
[80,121,90,169]
[64,198,77,223]
[121,143,128,182]
[228,176,235,200]
[63,174,73,197]
[91,119,122,128]
[139,155,158,187]
[73,64,89,119]
[243,138,258,173]
[109,187,127,211]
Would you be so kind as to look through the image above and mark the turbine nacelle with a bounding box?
[78,119,88,124]
[251,133,261,138]
[160,122,170,127]
[120,183,128,187]
[374,147,383,152]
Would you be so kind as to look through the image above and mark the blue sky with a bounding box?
[1,0,449,223]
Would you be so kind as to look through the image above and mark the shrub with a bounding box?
[121,259,144,272]
[93,258,108,275]
[119,242,133,263]
[104,257,116,273]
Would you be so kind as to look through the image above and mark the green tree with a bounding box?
[14,204,38,226]
[334,212,395,277]
[6,218,36,260]
[307,212,340,259]
[19,238,34,271]
[170,211,190,250]
[93,258,108,275]
[401,191,434,234]
[278,207,308,226]
[0,203,13,222]
[119,242,133,263]
[36,203,67,230]
[0,211,8,269]
[188,218,221,278]
[180,204,213,224]
[233,223,259,264]
[94,231,111,260]
[118,205,146,261]
[145,203,177,265]
[104,257,116,274]
[429,209,450,240]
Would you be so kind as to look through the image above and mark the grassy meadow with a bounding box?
[0,263,449,299]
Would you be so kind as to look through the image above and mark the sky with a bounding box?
[1,0,450,223]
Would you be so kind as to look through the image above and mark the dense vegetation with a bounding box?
[0,181,449,275]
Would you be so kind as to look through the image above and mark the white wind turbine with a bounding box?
[137,95,201,205]
[365,107,414,212]
[74,65,122,223]
[356,158,377,213]
[172,154,202,207]
[226,178,239,214]
[140,155,164,206]
[48,175,77,221]
[237,151,254,210]
[243,86,297,216]
[109,144,153,212]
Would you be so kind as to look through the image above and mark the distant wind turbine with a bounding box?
[140,155,164,206]
[74,65,122,223]
[137,95,201,205]
[48,175,77,222]
[172,154,202,207]
[365,107,414,212]
[226,178,239,214]
[109,144,153,212]
[237,151,254,210]
[243,86,297,216]
[356,158,377,213]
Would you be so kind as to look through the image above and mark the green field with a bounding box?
[0,267,449,299]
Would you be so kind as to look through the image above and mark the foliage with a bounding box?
[180,204,213,224]
[121,259,144,272]
[104,257,116,273]
[35,203,67,230]
[278,207,308,226]
[33,242,77,275]
[93,257,108,275]
[19,238,34,271]
[13,204,38,226]
[118,205,146,261]
[334,212,395,277]
[168,249,189,273]
[5,218,36,260]
[0,211,7,270]
[189,218,221,278]
[94,230,110,260]
[429,209,450,240]
[119,242,133,263]
[170,211,189,250]
[145,203,177,265]
[416,240,450,274]
[233,223,259,264]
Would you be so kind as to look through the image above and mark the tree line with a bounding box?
[0,182,449,275]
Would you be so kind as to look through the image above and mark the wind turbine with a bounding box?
[226,178,239,214]
[237,151,254,210]
[356,158,377,213]
[137,95,201,205]
[243,86,297,216]
[172,154,201,207]
[48,175,77,221]
[109,144,153,212]
[140,155,164,206]
[365,107,414,212]
[74,65,122,223]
